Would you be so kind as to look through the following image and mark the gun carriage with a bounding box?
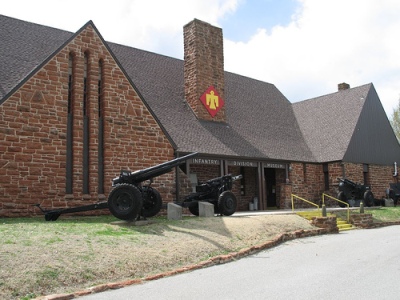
[337,177,374,207]
[179,174,242,216]
[38,152,242,221]
[37,152,197,221]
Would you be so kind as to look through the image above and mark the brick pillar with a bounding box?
[183,19,226,122]
[280,183,292,209]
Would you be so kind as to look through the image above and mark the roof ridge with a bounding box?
[294,82,372,105]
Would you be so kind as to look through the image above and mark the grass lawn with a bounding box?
[1,207,399,300]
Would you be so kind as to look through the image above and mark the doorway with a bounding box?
[265,168,276,208]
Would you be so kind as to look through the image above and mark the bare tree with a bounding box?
[390,97,400,142]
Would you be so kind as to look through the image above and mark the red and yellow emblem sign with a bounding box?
[199,86,224,118]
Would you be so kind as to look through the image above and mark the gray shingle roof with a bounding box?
[3,15,397,165]
[0,15,73,100]
[293,83,376,163]
[109,41,314,161]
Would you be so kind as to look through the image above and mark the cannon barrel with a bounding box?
[232,174,243,181]
[337,177,357,187]
[194,174,242,193]
[204,174,242,184]
[113,152,198,186]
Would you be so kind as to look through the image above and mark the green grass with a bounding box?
[333,206,400,222]
[1,211,399,299]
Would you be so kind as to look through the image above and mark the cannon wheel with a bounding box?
[363,190,374,207]
[188,203,199,216]
[218,191,237,216]
[337,191,347,208]
[108,184,143,220]
[141,186,162,218]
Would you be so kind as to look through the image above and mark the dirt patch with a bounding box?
[0,214,317,299]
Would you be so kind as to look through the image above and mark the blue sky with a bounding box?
[220,0,299,42]
[2,0,400,118]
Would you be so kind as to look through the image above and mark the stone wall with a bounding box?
[350,213,373,228]
[310,216,339,233]
[287,161,395,209]
[0,25,174,217]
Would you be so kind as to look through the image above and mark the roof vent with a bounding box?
[338,82,350,91]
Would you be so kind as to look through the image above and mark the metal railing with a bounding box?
[291,194,319,212]
[322,193,350,222]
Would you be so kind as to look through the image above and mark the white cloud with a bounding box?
[102,0,239,57]
[223,0,400,116]
[2,0,238,58]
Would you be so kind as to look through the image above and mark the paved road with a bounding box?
[80,225,400,300]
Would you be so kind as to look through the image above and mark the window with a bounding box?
[363,164,369,185]
[83,52,90,194]
[66,53,74,194]
[83,52,89,117]
[97,59,104,194]
[323,163,329,191]
[67,54,74,114]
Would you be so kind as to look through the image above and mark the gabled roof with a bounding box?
[0,15,177,149]
[109,41,314,161]
[344,85,400,165]
[293,83,400,164]
[0,15,73,102]
[3,15,398,165]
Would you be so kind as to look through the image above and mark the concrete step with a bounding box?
[296,211,321,220]
[297,211,354,231]
[336,217,354,231]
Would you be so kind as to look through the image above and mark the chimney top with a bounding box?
[338,82,350,91]
[183,19,226,122]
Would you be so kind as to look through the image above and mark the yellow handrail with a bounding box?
[322,193,350,222]
[291,194,319,212]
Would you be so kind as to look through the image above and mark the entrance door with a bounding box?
[265,168,276,208]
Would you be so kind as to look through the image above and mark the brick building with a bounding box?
[1,15,399,217]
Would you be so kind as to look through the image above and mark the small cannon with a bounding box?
[37,152,197,221]
[337,177,374,207]
[179,174,242,216]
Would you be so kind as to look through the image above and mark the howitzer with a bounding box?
[337,177,374,207]
[37,152,198,221]
[179,174,242,216]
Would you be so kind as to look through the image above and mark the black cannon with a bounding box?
[337,177,374,207]
[37,152,197,221]
[179,174,242,216]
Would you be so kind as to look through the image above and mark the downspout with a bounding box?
[175,151,180,204]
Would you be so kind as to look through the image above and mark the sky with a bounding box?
[2,0,400,118]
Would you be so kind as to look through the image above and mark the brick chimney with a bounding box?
[183,19,226,122]
[338,82,350,91]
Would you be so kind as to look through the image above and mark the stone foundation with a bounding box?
[350,213,373,228]
[310,216,339,233]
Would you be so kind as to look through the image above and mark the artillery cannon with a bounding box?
[179,174,242,216]
[37,152,197,221]
[337,177,374,207]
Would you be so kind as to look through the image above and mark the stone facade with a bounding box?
[1,18,398,219]
[287,161,395,209]
[0,25,174,217]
